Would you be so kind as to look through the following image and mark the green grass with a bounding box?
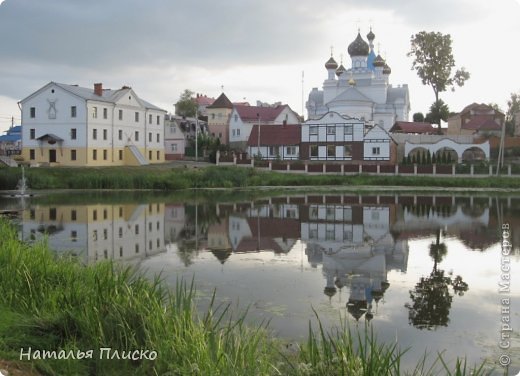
[1,165,520,191]
[0,218,493,375]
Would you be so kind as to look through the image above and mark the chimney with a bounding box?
[94,83,103,96]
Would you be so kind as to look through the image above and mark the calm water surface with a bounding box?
[2,190,519,374]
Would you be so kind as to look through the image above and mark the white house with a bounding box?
[300,111,394,162]
[20,82,166,166]
[229,104,300,150]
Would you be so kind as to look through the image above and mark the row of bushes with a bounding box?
[1,165,520,191]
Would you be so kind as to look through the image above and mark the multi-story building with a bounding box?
[207,93,234,144]
[306,29,410,131]
[447,103,504,137]
[300,111,395,162]
[20,82,166,166]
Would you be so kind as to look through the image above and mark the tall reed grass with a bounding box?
[0,218,492,375]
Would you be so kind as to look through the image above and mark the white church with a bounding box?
[306,29,410,131]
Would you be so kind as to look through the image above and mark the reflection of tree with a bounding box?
[405,229,468,330]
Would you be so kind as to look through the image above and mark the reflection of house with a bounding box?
[22,203,165,263]
[300,112,395,162]
[299,203,407,321]
[164,204,185,243]
[20,82,166,166]
[448,103,504,137]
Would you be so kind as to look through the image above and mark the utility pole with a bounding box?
[257,113,261,158]
[496,117,506,176]
[195,109,199,162]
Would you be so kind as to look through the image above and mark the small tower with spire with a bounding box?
[324,47,338,81]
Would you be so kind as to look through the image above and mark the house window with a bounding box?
[372,147,381,155]
[49,208,57,221]
[234,114,238,122]
[71,150,77,161]
[211,113,215,120]
[119,227,123,238]
[157,151,160,160]
[103,129,107,140]
[287,146,296,155]
[156,116,160,125]
[30,107,36,118]
[135,224,139,235]
[93,149,97,160]
[149,150,152,160]
[344,125,353,135]
[309,126,318,135]
[156,133,160,143]
[92,107,98,119]
[344,145,352,157]
[118,110,123,120]
[232,129,236,137]
[269,146,280,156]
[310,145,318,157]
[103,229,108,240]
[149,132,152,142]
[170,125,176,134]
[71,128,77,140]
[135,244,139,254]
[93,209,97,221]
[119,150,123,160]
[71,106,77,118]
[149,114,152,124]
[93,128,97,140]
[327,145,336,158]
[135,131,139,141]
[71,209,77,221]
[29,149,35,160]
[171,144,177,152]
[327,126,336,135]
[103,108,108,119]
[118,129,122,140]
[29,128,35,139]
[103,149,107,160]
[135,112,139,122]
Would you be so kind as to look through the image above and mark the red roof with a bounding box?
[390,121,436,134]
[235,104,287,122]
[462,115,502,131]
[194,95,215,106]
[247,124,301,146]
[207,93,233,109]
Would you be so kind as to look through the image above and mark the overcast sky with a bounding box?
[1,0,519,132]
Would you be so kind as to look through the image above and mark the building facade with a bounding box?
[20,82,166,166]
[300,111,394,162]
[306,29,410,131]
[447,103,504,137]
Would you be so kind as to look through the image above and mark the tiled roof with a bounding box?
[235,105,286,122]
[207,93,233,109]
[195,96,215,106]
[462,115,502,131]
[390,121,436,134]
[247,124,301,146]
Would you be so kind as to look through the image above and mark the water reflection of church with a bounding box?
[22,203,165,263]
[300,200,408,321]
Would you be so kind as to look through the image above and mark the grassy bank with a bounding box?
[0,218,491,375]
[1,165,520,191]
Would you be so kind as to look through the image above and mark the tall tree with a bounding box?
[175,89,198,117]
[506,92,520,136]
[408,31,470,131]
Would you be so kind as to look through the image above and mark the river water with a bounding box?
[1,189,519,374]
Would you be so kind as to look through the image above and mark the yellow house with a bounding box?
[20,82,166,166]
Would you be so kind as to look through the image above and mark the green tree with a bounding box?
[413,112,425,122]
[425,99,450,133]
[506,92,520,136]
[408,31,470,132]
[175,89,198,117]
